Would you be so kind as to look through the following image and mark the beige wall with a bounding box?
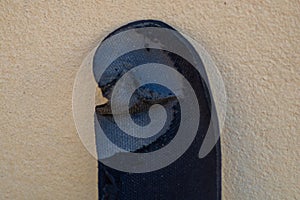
[1,1,299,199]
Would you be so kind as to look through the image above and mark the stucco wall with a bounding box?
[1,1,299,199]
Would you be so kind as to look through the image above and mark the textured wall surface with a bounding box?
[1,1,299,199]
